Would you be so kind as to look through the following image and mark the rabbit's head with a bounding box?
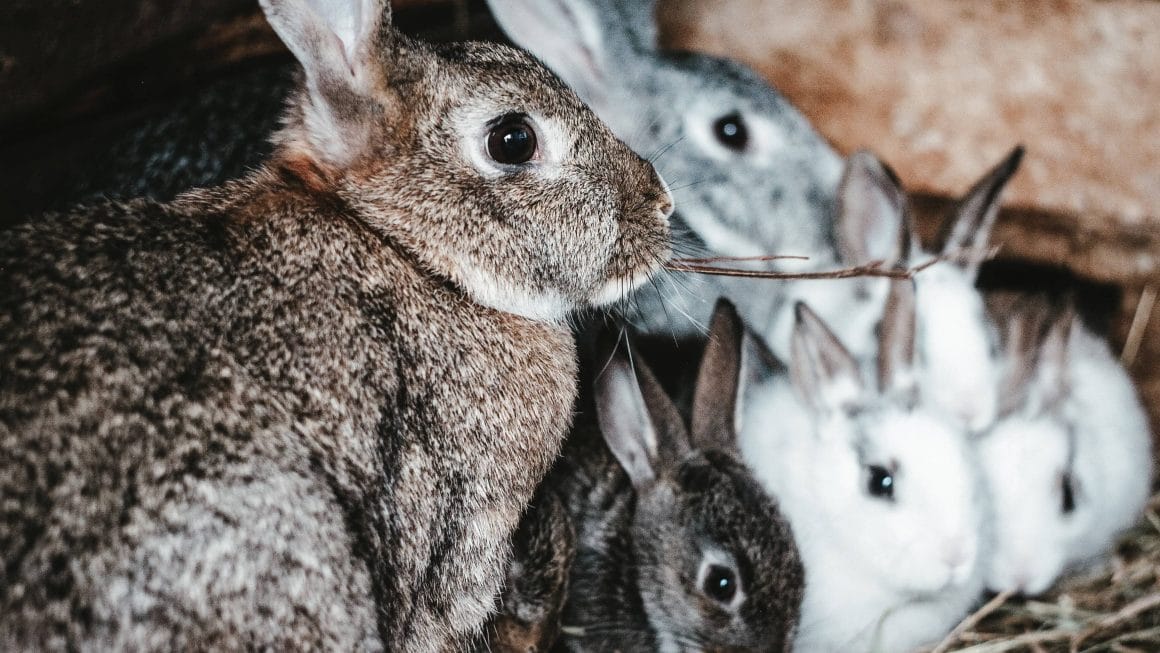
[485,0,842,259]
[594,301,804,651]
[261,0,674,322]
[744,280,986,597]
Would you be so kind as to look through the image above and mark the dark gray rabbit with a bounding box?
[485,0,844,335]
[547,301,804,652]
[0,0,673,649]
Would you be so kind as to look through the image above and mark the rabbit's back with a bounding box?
[0,181,578,649]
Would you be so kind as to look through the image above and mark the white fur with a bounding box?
[454,260,573,323]
[978,323,1154,595]
[738,330,987,653]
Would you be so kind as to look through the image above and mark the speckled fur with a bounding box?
[549,305,804,652]
[0,2,671,649]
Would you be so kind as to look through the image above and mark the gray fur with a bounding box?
[485,0,844,336]
[0,0,672,649]
[548,303,804,652]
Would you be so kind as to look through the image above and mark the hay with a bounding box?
[924,491,1160,653]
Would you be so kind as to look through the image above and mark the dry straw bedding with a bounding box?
[923,492,1160,653]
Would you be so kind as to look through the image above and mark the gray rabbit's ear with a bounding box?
[260,0,393,165]
[877,278,918,400]
[835,150,916,266]
[936,145,1024,275]
[1021,300,1074,416]
[484,0,654,109]
[790,302,864,416]
[690,299,745,452]
[595,340,690,489]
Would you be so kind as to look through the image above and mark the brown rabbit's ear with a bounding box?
[261,0,393,165]
[877,277,918,400]
[935,145,1024,274]
[835,150,916,267]
[691,299,744,452]
[594,337,690,489]
[790,302,864,416]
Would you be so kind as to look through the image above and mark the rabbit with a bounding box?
[483,0,846,337]
[737,278,989,653]
[477,484,576,653]
[0,0,673,649]
[762,147,1024,435]
[976,290,1154,596]
[548,299,805,652]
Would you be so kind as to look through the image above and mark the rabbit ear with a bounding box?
[936,145,1024,274]
[484,0,654,109]
[260,0,392,165]
[594,337,689,489]
[877,277,918,399]
[835,150,916,266]
[691,299,745,452]
[736,326,787,436]
[1025,303,1074,414]
[992,292,1072,417]
[790,302,864,415]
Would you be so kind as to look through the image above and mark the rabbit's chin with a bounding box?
[590,262,666,309]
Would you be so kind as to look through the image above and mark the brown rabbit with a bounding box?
[0,0,672,650]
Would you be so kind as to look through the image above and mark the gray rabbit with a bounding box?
[545,301,804,652]
[485,0,845,335]
[0,0,672,649]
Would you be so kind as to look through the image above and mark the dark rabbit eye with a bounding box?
[867,465,895,501]
[486,115,538,165]
[713,112,749,152]
[702,563,738,604]
[1061,472,1076,514]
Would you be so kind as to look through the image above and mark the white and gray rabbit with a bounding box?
[549,300,805,652]
[977,291,1154,595]
[738,279,988,653]
[484,0,846,336]
[762,147,1025,435]
[0,0,672,649]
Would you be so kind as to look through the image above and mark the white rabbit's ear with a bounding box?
[790,302,864,415]
[877,277,918,399]
[993,292,1072,417]
[691,299,744,452]
[835,150,916,266]
[1025,304,1074,414]
[484,0,654,109]
[737,327,786,436]
[936,145,1024,274]
[260,0,391,165]
[594,339,689,489]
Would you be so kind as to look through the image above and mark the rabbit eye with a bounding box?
[486,115,538,165]
[713,112,749,152]
[867,465,895,501]
[1061,472,1076,514]
[701,563,739,604]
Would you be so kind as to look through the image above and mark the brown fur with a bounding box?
[0,0,671,650]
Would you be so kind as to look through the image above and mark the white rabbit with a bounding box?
[763,148,1025,435]
[977,291,1154,595]
[738,279,988,653]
